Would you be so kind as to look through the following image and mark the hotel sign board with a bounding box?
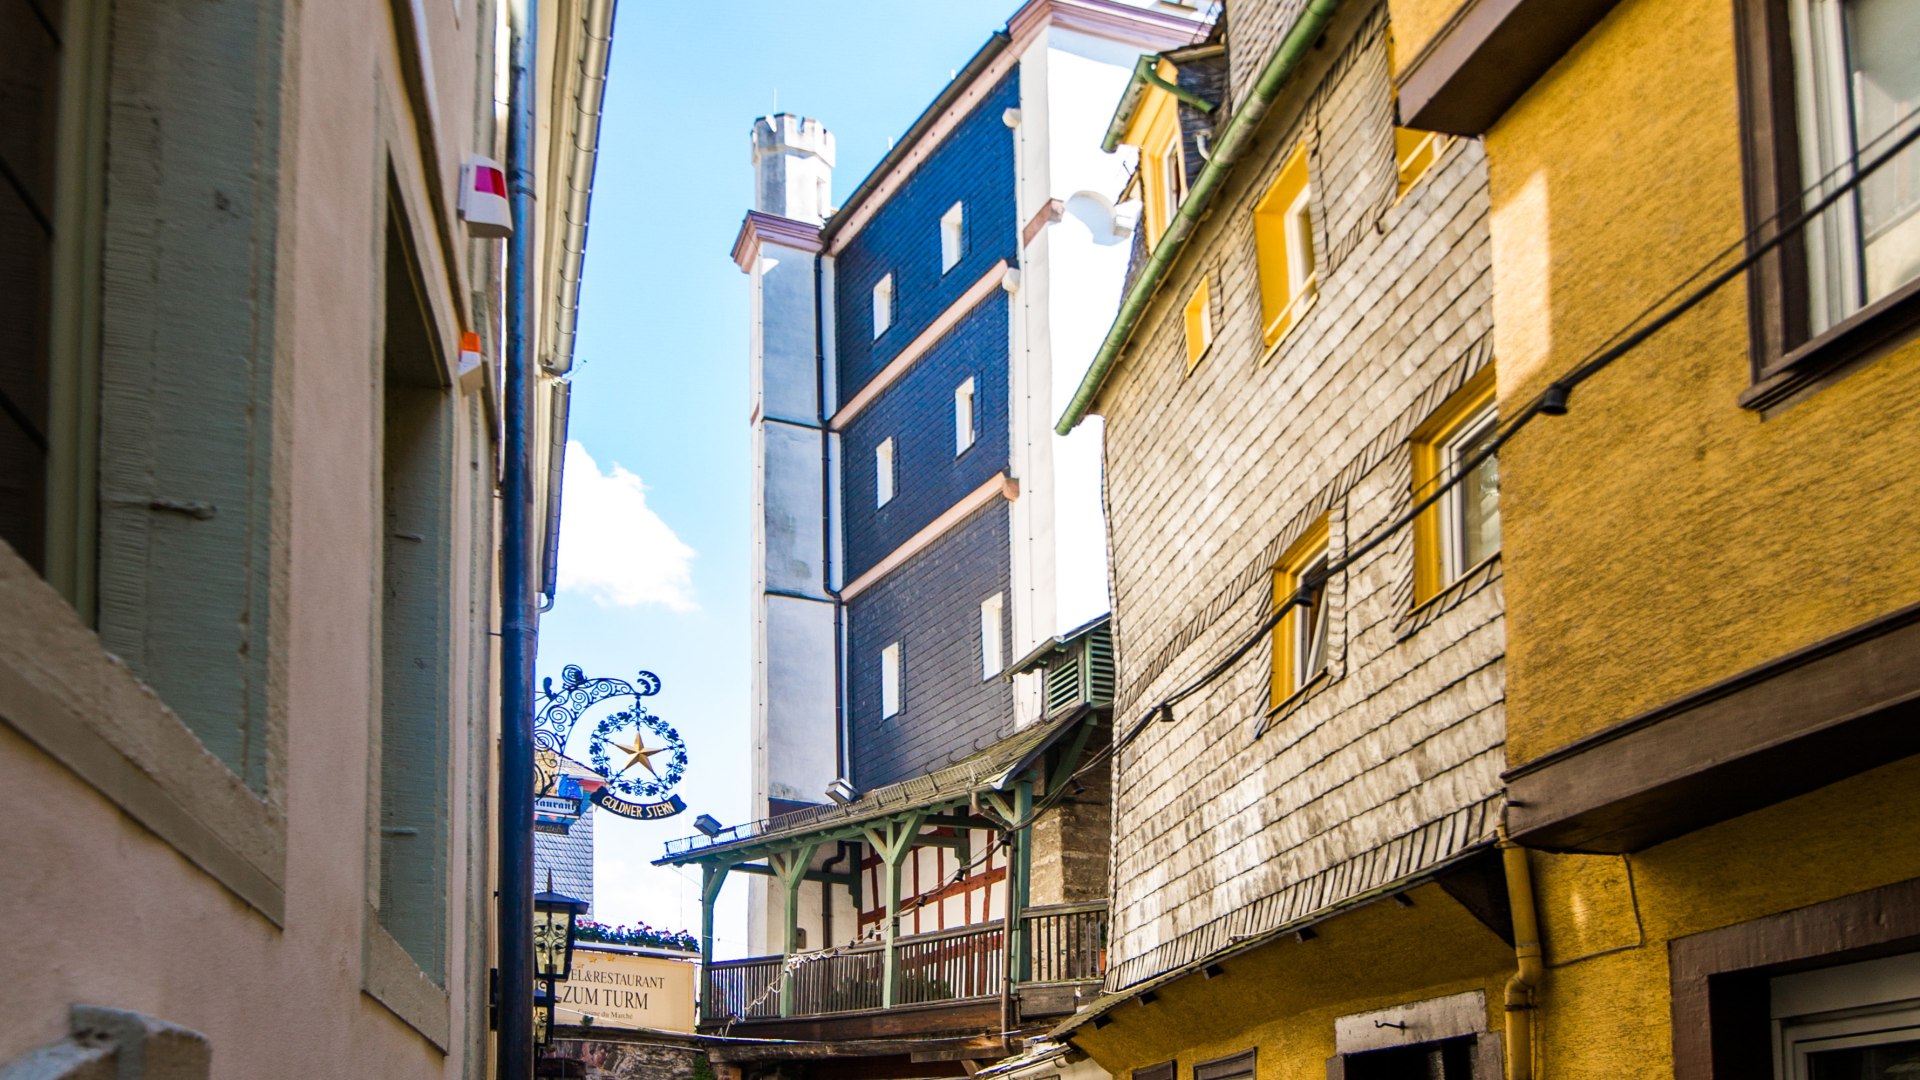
[555,946,696,1033]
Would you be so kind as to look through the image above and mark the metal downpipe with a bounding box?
[1056,0,1343,435]
[498,0,540,1075]
[1499,826,1543,1080]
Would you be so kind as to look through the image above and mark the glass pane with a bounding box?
[1452,420,1502,573]
[1806,1036,1920,1080]
[1845,0,1920,305]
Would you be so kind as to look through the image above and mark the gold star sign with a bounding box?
[608,733,667,777]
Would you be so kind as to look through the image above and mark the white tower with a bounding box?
[752,114,836,222]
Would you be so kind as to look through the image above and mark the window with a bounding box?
[1183,276,1214,372]
[1737,0,1920,394]
[1343,1039,1478,1080]
[1253,144,1317,348]
[940,201,966,273]
[0,3,64,579]
[875,437,895,506]
[872,273,893,338]
[954,377,976,454]
[1270,517,1332,707]
[880,642,902,718]
[980,593,1004,679]
[1788,0,1920,334]
[1411,368,1500,603]
[1131,64,1186,248]
[1772,953,1920,1080]
[378,211,454,983]
[1394,128,1451,198]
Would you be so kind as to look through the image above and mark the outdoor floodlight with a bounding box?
[694,813,723,837]
[826,777,859,806]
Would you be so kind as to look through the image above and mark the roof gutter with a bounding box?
[1101,55,1218,154]
[1057,0,1342,435]
[543,0,616,377]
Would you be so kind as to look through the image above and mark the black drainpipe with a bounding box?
[815,253,847,781]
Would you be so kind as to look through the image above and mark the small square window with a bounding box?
[1270,517,1332,707]
[1183,276,1213,372]
[979,593,1004,679]
[875,437,895,507]
[872,273,894,339]
[940,202,966,273]
[880,641,902,718]
[954,377,976,454]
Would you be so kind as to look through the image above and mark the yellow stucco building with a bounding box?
[1392,0,1920,1078]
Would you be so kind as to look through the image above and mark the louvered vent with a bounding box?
[1040,625,1115,717]
[1045,660,1083,716]
[1085,629,1115,706]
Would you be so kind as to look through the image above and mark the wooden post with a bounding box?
[699,862,731,1020]
[771,842,819,1017]
[862,812,924,1009]
[1012,780,1033,983]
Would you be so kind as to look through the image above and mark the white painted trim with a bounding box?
[731,210,824,273]
[840,473,1019,601]
[1334,990,1487,1055]
[825,0,1200,256]
[830,261,1012,430]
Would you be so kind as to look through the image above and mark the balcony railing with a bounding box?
[1021,901,1108,984]
[700,903,1107,1023]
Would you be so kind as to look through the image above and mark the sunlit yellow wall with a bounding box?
[1485,0,1920,765]
[1382,0,1462,73]
[1074,887,1512,1080]
[1529,756,1920,1080]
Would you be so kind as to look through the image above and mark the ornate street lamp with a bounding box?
[533,881,588,982]
[532,874,587,1045]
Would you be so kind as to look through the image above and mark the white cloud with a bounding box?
[558,440,698,611]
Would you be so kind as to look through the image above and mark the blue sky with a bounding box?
[536,1,1028,957]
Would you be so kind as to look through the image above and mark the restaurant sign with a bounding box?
[553,947,696,1033]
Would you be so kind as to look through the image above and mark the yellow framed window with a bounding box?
[1182,276,1212,372]
[1139,115,1184,247]
[1253,144,1317,349]
[1270,516,1332,709]
[1410,366,1501,604]
[1394,128,1451,199]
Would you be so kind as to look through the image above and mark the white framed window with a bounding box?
[1285,185,1317,298]
[1295,549,1332,689]
[880,642,902,718]
[979,593,1004,679]
[1162,145,1186,220]
[940,202,966,273]
[872,273,894,338]
[1438,404,1501,582]
[1773,952,1920,1080]
[875,437,895,506]
[954,377,976,454]
[1789,0,1920,333]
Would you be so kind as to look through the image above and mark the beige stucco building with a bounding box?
[0,0,611,1076]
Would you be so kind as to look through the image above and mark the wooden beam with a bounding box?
[771,841,820,1017]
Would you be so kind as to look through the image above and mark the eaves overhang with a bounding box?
[730,210,823,273]
[1393,0,1625,136]
[1047,839,1498,1044]
[654,708,1095,866]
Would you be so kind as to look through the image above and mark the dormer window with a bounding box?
[872,273,894,338]
[940,202,966,273]
[1114,57,1191,249]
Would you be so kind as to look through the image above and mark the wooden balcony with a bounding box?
[700,902,1106,1029]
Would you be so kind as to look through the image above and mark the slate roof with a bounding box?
[656,707,1092,865]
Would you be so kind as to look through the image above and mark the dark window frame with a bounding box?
[1133,1062,1176,1080]
[1732,0,1920,411]
[1193,1050,1254,1080]
[1669,875,1920,1080]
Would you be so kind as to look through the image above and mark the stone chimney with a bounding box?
[752,114,835,224]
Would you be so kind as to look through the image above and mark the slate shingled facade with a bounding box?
[1083,0,1506,994]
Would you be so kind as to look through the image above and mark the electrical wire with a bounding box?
[1117,107,1920,753]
